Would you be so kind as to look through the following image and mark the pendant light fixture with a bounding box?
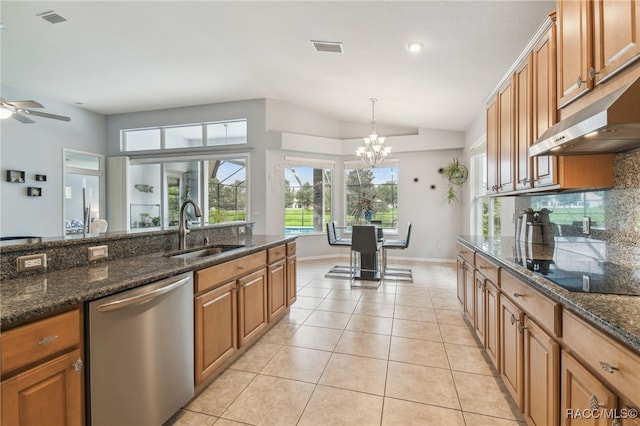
[356,98,391,168]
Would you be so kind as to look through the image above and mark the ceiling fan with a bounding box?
[0,98,71,124]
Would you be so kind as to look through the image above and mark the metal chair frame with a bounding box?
[382,222,413,281]
[349,225,382,288]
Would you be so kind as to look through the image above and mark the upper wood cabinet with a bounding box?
[532,18,559,188]
[515,54,533,191]
[486,97,499,194]
[558,0,640,107]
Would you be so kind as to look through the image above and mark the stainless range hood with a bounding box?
[529,78,640,156]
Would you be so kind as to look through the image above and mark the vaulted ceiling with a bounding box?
[1,1,556,132]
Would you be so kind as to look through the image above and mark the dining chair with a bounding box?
[382,222,412,281]
[350,225,382,287]
[324,222,352,279]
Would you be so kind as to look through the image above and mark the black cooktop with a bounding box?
[517,257,640,296]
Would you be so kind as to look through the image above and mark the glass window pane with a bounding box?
[165,162,201,228]
[64,174,99,234]
[345,166,397,229]
[129,164,161,229]
[205,158,247,224]
[64,151,101,171]
[165,125,203,149]
[124,128,161,151]
[284,165,332,234]
[206,120,247,146]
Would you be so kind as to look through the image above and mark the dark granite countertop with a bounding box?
[457,235,640,353]
[1,235,294,328]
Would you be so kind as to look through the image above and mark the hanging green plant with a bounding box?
[440,157,468,204]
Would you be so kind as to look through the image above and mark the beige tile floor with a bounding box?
[170,258,525,426]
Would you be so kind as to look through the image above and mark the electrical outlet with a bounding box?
[17,253,47,272]
[582,216,591,235]
[88,245,108,261]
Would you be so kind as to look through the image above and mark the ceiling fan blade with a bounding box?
[24,109,71,121]
[12,113,36,124]
[7,100,44,109]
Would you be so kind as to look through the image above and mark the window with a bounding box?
[121,119,247,153]
[344,161,398,230]
[63,149,105,235]
[470,151,489,237]
[129,155,248,230]
[284,158,333,235]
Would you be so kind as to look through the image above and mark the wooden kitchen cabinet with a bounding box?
[499,294,524,409]
[1,349,83,426]
[286,242,297,306]
[532,15,558,188]
[1,308,83,426]
[474,274,486,343]
[498,78,515,193]
[523,317,559,426]
[486,96,499,194]
[194,280,238,385]
[558,0,640,107]
[456,257,466,306]
[515,52,533,191]
[475,254,500,370]
[557,0,592,107]
[561,351,618,426]
[485,280,500,369]
[463,260,475,324]
[238,267,268,347]
[267,259,287,322]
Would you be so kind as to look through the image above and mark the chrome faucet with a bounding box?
[178,199,202,250]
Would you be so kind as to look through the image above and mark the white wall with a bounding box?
[0,86,106,238]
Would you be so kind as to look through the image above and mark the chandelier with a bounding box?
[355,98,391,168]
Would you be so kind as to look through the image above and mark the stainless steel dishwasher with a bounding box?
[87,272,194,426]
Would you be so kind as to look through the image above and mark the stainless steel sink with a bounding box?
[168,244,244,259]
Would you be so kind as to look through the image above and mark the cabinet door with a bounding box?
[561,351,618,426]
[500,295,524,409]
[593,0,640,84]
[515,54,533,191]
[485,280,500,370]
[194,281,237,385]
[486,97,499,194]
[498,78,515,192]
[287,255,297,306]
[456,257,465,306]
[557,0,593,107]
[237,268,268,347]
[474,275,486,342]
[463,262,475,324]
[1,349,83,426]
[524,317,559,426]
[268,259,287,322]
[532,23,558,187]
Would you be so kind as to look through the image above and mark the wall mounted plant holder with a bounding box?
[35,174,47,182]
[7,170,25,183]
[27,187,42,197]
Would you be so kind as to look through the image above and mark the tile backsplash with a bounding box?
[514,149,640,269]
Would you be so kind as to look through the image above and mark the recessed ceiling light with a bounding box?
[405,42,424,53]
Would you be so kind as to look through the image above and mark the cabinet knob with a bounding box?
[588,67,598,80]
[517,323,527,333]
[576,76,584,88]
[237,265,244,270]
[598,361,618,374]
[510,314,516,325]
[513,293,524,298]
[72,358,83,373]
[589,395,606,411]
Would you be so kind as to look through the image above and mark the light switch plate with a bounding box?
[88,245,108,261]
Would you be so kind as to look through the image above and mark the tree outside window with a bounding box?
[345,165,398,229]
[284,164,332,234]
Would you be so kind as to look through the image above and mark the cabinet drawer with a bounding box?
[286,241,296,256]
[267,244,286,263]
[563,310,640,407]
[196,251,267,293]
[476,254,499,285]
[501,270,561,337]
[1,309,80,376]
[456,242,475,266]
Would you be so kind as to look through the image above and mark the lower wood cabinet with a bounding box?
[524,317,559,426]
[463,261,475,323]
[485,280,500,369]
[237,268,268,348]
[194,281,238,385]
[499,294,524,409]
[474,274,486,343]
[286,242,297,306]
[268,259,287,322]
[561,351,618,426]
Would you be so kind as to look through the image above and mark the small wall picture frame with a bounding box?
[6,170,25,183]
[27,187,42,197]
[35,174,47,182]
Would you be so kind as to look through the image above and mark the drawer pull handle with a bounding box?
[599,361,618,374]
[510,314,516,325]
[38,335,59,345]
[478,266,488,270]
[238,265,244,270]
[589,395,606,411]
[513,293,524,298]
[72,358,83,373]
